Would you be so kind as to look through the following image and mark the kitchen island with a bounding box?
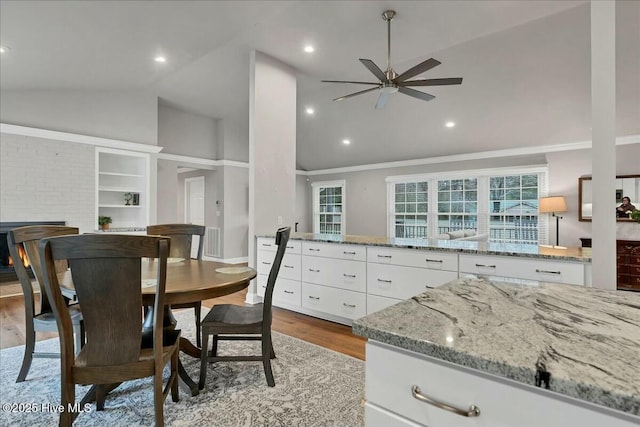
[352,276,640,426]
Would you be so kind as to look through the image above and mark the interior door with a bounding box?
[185,176,205,258]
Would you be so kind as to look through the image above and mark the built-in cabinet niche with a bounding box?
[96,148,150,230]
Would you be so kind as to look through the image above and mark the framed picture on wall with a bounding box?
[132,193,140,206]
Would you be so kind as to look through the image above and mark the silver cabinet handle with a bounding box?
[411,385,480,418]
[426,258,443,263]
[535,269,561,274]
[343,303,356,308]
[308,248,320,252]
[261,243,272,247]
[475,263,496,268]
[262,261,271,265]
[343,251,356,255]
[284,290,294,294]
[377,278,392,283]
[377,254,392,258]
[284,265,294,268]
[286,245,294,249]
[308,268,320,273]
[308,296,320,300]
[343,273,356,278]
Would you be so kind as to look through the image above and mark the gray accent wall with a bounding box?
[0,90,158,144]
[158,103,218,159]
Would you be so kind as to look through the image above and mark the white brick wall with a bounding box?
[0,132,95,233]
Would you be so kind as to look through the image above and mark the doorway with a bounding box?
[184,176,205,258]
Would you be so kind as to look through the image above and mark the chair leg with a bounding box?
[154,368,165,427]
[194,303,201,348]
[96,384,106,411]
[60,374,75,427]
[16,323,35,383]
[210,335,218,357]
[171,348,179,402]
[269,332,276,359]
[199,328,210,390]
[262,334,275,387]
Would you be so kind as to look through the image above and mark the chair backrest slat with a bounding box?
[147,224,205,260]
[262,227,291,328]
[40,234,169,367]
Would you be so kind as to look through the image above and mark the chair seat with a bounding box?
[33,304,83,325]
[202,304,264,327]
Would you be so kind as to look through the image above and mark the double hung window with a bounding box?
[312,180,345,235]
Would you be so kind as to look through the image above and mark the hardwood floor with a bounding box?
[0,288,367,360]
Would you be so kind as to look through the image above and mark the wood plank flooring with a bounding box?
[0,287,367,360]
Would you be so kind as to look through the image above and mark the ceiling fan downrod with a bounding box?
[382,10,396,80]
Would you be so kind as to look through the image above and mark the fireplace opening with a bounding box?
[0,221,66,283]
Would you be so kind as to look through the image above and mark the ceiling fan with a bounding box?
[322,10,463,109]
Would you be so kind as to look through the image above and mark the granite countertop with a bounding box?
[94,227,147,233]
[258,233,592,262]
[352,277,640,416]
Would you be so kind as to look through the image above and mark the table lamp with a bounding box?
[539,196,567,248]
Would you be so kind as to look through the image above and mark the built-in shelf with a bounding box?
[99,171,144,178]
[99,205,143,208]
[99,186,139,192]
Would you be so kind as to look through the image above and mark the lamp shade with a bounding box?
[539,196,567,213]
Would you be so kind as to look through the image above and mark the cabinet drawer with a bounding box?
[257,252,301,280]
[367,294,401,315]
[368,247,458,271]
[367,263,457,300]
[302,256,366,292]
[365,402,422,427]
[459,255,585,285]
[256,238,301,254]
[257,275,301,306]
[302,241,366,261]
[366,342,638,427]
[302,283,366,320]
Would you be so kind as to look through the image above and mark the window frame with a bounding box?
[311,180,346,235]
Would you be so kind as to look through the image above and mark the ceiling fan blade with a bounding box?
[321,80,381,85]
[375,92,390,109]
[359,59,388,82]
[400,77,463,87]
[394,58,441,83]
[398,87,435,102]
[333,86,380,102]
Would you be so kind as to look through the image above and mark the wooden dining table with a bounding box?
[60,258,257,397]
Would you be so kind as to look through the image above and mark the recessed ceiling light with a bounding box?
[305,107,315,115]
[342,139,351,145]
[154,56,167,63]
[304,45,315,53]
[0,45,10,54]
[445,121,456,128]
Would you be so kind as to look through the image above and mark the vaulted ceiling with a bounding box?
[1,1,638,170]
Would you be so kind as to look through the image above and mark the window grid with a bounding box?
[393,181,428,238]
[318,186,342,235]
[437,179,478,233]
[489,174,539,244]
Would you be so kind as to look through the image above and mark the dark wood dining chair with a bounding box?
[199,226,290,390]
[39,234,179,427]
[147,223,206,346]
[7,225,84,383]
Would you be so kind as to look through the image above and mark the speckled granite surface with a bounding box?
[352,276,640,416]
[257,233,592,262]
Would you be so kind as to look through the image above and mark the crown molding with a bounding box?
[297,134,640,176]
[157,153,249,169]
[0,123,163,153]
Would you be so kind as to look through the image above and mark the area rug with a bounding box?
[0,311,365,426]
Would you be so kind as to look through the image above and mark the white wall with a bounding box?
[0,90,158,145]
[218,117,249,162]
[158,103,218,159]
[222,166,249,259]
[0,133,95,233]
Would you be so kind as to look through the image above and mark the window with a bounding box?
[489,174,539,244]
[312,180,345,235]
[393,181,428,238]
[387,167,548,244]
[437,179,477,233]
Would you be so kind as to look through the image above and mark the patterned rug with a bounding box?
[0,311,365,426]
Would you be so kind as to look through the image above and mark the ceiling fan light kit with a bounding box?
[322,10,463,109]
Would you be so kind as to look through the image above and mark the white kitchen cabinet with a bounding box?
[256,238,302,309]
[459,254,585,285]
[302,282,366,320]
[302,241,366,261]
[96,148,150,229]
[366,341,637,427]
[302,255,366,292]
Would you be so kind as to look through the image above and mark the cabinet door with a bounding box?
[257,275,301,307]
[302,242,366,261]
[368,247,458,271]
[302,283,366,320]
[258,252,301,280]
[302,256,366,292]
[367,263,457,300]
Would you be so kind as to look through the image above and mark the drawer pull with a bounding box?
[286,245,294,249]
[308,296,320,300]
[284,265,294,268]
[535,269,561,275]
[343,303,356,308]
[343,273,356,278]
[308,268,320,273]
[262,262,271,265]
[344,251,356,255]
[377,278,392,283]
[283,290,294,294]
[261,285,266,289]
[261,243,272,247]
[377,255,392,259]
[308,248,320,252]
[425,258,443,263]
[475,263,496,268]
[411,385,480,418]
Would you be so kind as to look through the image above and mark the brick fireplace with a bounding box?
[0,221,65,283]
